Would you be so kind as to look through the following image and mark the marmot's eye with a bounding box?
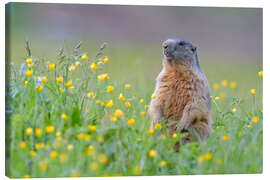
[191,47,197,53]
[178,42,184,46]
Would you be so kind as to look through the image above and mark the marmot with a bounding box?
[149,38,212,151]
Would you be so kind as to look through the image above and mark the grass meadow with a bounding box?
[6,41,262,178]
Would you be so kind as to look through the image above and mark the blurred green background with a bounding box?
[6,3,262,95]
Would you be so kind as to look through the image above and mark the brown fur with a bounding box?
[149,59,212,151]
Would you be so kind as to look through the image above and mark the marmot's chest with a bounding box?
[158,72,204,121]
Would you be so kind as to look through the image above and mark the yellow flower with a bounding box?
[25,128,33,135]
[67,144,73,151]
[98,60,104,65]
[160,160,167,166]
[250,89,256,95]
[232,108,237,113]
[65,81,72,87]
[97,73,110,81]
[88,91,94,98]
[69,65,76,72]
[110,116,117,123]
[147,129,154,135]
[258,71,263,77]
[106,99,114,108]
[172,133,178,138]
[81,54,88,61]
[219,93,225,99]
[88,125,96,131]
[35,85,43,92]
[119,93,125,101]
[160,134,166,140]
[114,109,123,118]
[96,100,100,104]
[59,153,68,163]
[222,135,230,141]
[75,61,81,67]
[61,113,68,120]
[213,83,219,90]
[215,96,220,101]
[89,162,99,171]
[97,136,104,143]
[140,112,146,116]
[98,154,108,164]
[24,80,28,85]
[197,155,204,163]
[252,116,259,124]
[107,85,114,93]
[22,175,30,178]
[26,58,32,64]
[48,63,55,70]
[133,166,141,175]
[50,151,58,158]
[41,76,47,84]
[125,101,131,107]
[155,123,162,129]
[77,133,85,140]
[230,81,237,88]
[104,57,109,63]
[35,143,44,150]
[125,84,131,90]
[45,125,55,133]
[56,76,63,83]
[85,135,91,141]
[27,63,34,68]
[35,128,43,137]
[19,141,26,149]
[86,145,95,156]
[149,149,157,158]
[203,153,212,160]
[151,93,157,99]
[140,99,144,103]
[38,161,48,171]
[90,62,98,71]
[221,80,228,87]
[127,118,135,125]
[25,70,33,77]
[70,86,76,93]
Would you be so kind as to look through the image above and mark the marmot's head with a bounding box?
[162,39,199,68]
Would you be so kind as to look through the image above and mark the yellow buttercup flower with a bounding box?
[50,151,58,158]
[230,81,237,88]
[25,70,33,77]
[75,61,81,67]
[250,89,256,95]
[24,80,28,85]
[45,125,55,133]
[125,101,131,107]
[81,54,88,61]
[35,85,43,92]
[106,99,114,108]
[172,133,178,138]
[25,127,33,135]
[85,145,95,156]
[59,153,68,163]
[35,128,43,137]
[252,116,259,124]
[41,76,47,84]
[258,71,263,77]
[104,57,109,63]
[221,80,228,87]
[98,60,104,65]
[77,133,85,140]
[107,85,114,93]
[110,116,117,123]
[69,65,76,72]
[61,113,68,120]
[30,150,37,157]
[119,93,125,101]
[35,143,44,150]
[67,144,73,151]
[155,123,162,129]
[90,62,98,71]
[140,112,146,116]
[215,96,220,101]
[88,91,94,98]
[149,149,157,158]
[125,84,131,90]
[160,160,167,166]
[89,162,99,171]
[140,99,144,103]
[27,63,34,68]
[88,125,96,131]
[213,83,219,90]
[19,141,26,149]
[98,154,108,164]
[147,129,154,135]
[97,73,110,81]
[97,136,104,143]
[56,76,63,83]
[114,109,123,118]
[219,93,225,99]
[96,100,100,104]
[48,63,55,70]
[222,135,229,141]
[127,118,135,125]
[38,161,48,171]
[203,153,212,160]
[232,108,237,113]
[26,58,32,64]
[151,93,157,99]
[65,81,72,87]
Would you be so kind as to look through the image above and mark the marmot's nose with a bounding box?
[162,39,176,50]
